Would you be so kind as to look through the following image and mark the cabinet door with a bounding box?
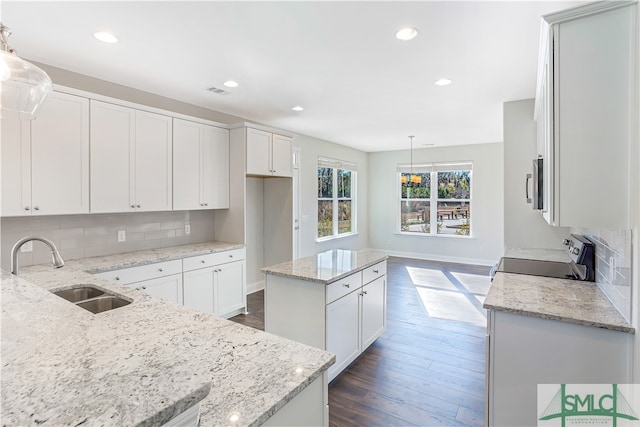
[202,125,230,209]
[1,117,30,216]
[360,276,386,349]
[134,273,183,305]
[90,100,135,213]
[246,128,271,176]
[173,119,202,210]
[135,110,172,211]
[31,92,90,215]
[271,134,293,177]
[183,267,215,314]
[215,260,245,318]
[326,290,360,382]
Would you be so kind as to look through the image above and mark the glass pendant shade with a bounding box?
[0,24,52,120]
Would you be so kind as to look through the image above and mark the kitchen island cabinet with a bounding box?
[263,249,387,382]
[484,272,634,426]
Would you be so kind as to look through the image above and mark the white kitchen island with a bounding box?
[262,249,388,382]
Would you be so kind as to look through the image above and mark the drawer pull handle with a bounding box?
[34,206,40,211]
[373,269,379,273]
[363,291,368,295]
[229,254,233,258]
[201,260,206,264]
[141,286,147,290]
[24,206,30,211]
[131,205,135,209]
[158,268,163,272]
[342,284,350,288]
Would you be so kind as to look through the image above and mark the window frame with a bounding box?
[317,158,357,241]
[397,162,473,238]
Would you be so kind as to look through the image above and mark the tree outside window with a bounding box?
[318,158,357,239]
[398,163,472,237]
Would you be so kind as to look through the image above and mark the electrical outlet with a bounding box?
[117,230,126,242]
[185,224,191,235]
[20,241,33,252]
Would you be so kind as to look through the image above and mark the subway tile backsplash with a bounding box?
[1,211,216,271]
[572,227,632,322]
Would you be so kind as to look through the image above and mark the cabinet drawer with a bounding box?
[94,259,182,285]
[363,261,387,285]
[183,248,246,272]
[326,271,361,304]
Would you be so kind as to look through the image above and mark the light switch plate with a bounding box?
[185,224,191,235]
[117,230,126,242]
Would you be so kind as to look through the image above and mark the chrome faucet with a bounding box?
[11,236,64,275]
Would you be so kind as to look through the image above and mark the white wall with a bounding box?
[294,135,369,258]
[368,142,504,265]
[503,99,569,249]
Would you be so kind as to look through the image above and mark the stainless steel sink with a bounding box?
[51,285,131,314]
[76,296,131,314]
[53,286,105,303]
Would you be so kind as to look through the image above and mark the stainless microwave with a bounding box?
[526,157,543,210]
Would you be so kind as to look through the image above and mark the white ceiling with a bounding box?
[2,1,585,152]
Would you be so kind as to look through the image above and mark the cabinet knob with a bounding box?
[158,268,163,272]
[24,206,30,211]
[131,205,135,209]
[141,286,147,290]
[115,276,120,281]
[342,284,350,288]
[136,204,141,208]
[204,203,208,207]
[229,254,233,258]
[34,206,40,211]
[363,291,368,295]
[373,269,379,274]
[201,260,206,264]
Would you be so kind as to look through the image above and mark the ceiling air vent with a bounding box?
[206,86,230,96]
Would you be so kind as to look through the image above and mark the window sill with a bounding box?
[316,232,359,243]
[394,231,475,240]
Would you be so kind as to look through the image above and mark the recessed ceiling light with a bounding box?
[395,27,418,41]
[291,106,304,112]
[223,80,238,88]
[435,78,452,86]
[94,32,118,44]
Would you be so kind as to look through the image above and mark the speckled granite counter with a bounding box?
[262,249,388,284]
[1,241,335,426]
[484,272,634,333]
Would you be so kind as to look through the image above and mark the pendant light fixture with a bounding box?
[0,23,52,120]
[401,135,422,187]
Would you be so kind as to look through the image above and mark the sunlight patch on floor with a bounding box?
[415,287,487,327]
[406,267,457,291]
[450,272,491,296]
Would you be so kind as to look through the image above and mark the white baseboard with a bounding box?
[247,279,264,294]
[367,247,497,267]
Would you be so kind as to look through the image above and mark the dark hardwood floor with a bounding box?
[230,256,491,426]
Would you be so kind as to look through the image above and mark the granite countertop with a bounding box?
[484,272,634,333]
[1,241,335,426]
[262,249,388,284]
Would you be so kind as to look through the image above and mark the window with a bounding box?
[398,162,472,236]
[318,158,357,239]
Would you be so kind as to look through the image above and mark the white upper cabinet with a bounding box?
[246,127,293,177]
[1,91,89,216]
[173,118,229,210]
[90,100,172,213]
[535,2,637,228]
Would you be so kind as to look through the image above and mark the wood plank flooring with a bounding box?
[230,256,491,426]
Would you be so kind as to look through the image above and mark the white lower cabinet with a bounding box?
[131,274,183,305]
[182,248,247,318]
[94,248,246,317]
[486,309,633,426]
[265,260,387,382]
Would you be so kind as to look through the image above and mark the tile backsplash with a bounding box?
[572,227,632,322]
[1,211,216,271]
